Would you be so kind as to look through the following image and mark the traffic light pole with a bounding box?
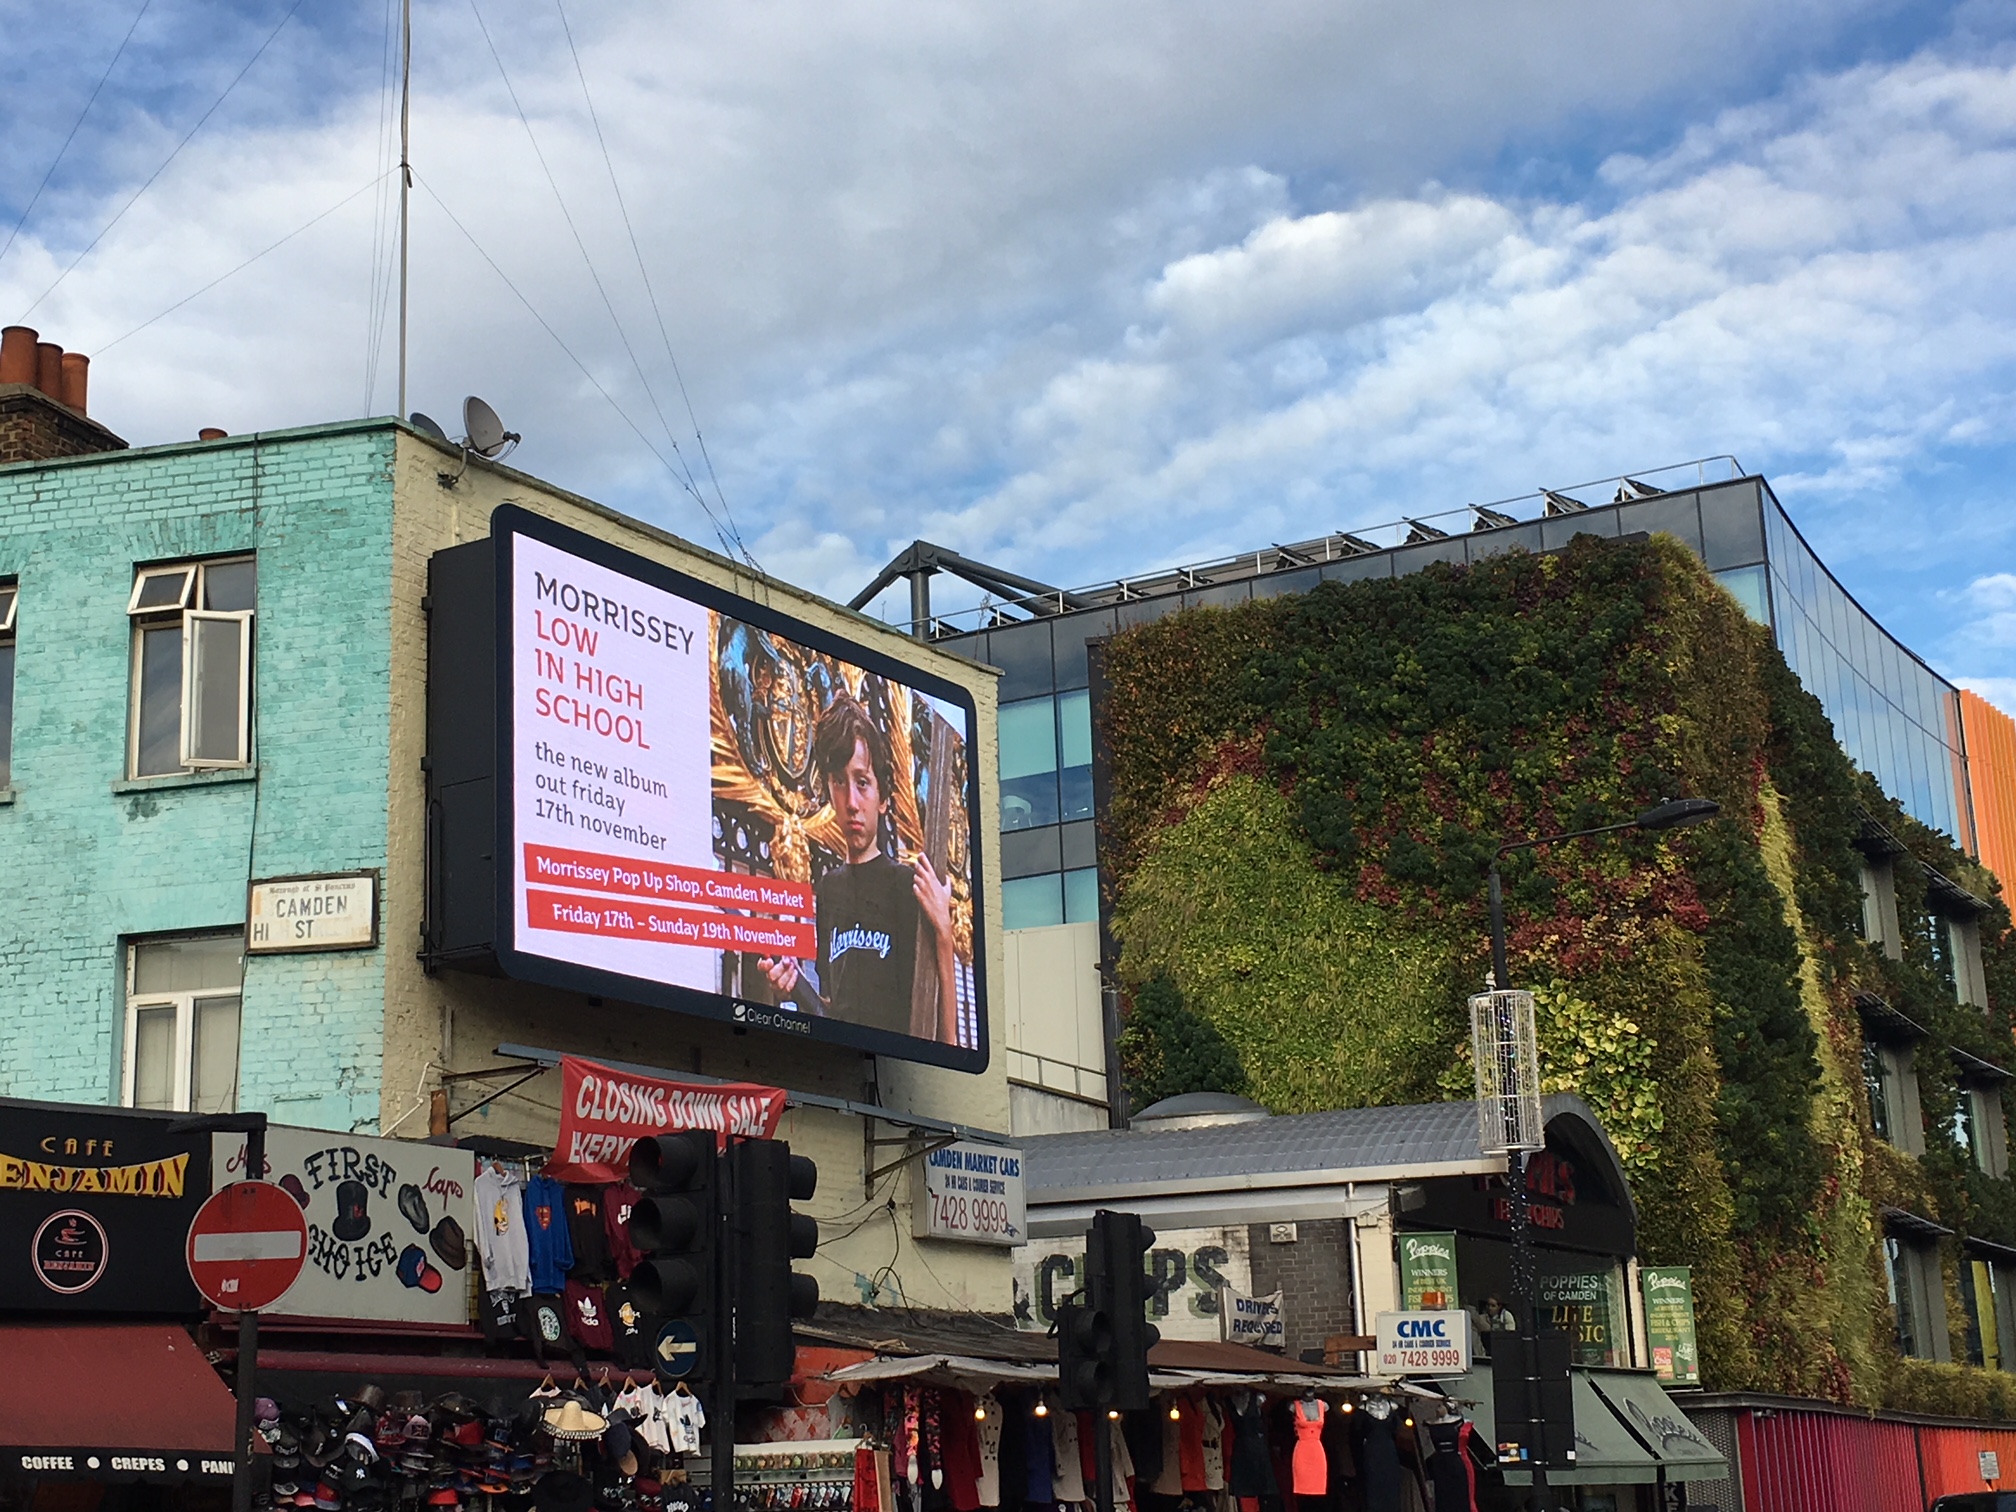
[1092,1413,1114,1512]
[713,1141,737,1512]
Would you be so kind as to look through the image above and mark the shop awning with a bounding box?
[0,1324,237,1483]
[1448,1365,1725,1486]
[1584,1369,1730,1481]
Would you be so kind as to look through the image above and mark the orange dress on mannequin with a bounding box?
[1291,1397,1328,1496]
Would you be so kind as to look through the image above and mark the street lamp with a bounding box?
[1470,796,1718,1508]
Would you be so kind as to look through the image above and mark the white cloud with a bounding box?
[2,2,2013,686]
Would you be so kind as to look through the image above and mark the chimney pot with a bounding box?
[60,352,89,414]
[0,326,37,386]
[35,343,63,399]
[198,427,229,441]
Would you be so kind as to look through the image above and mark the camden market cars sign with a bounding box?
[0,1098,209,1314]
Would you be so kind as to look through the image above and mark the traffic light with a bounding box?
[732,1137,819,1388]
[1089,1210,1160,1412]
[628,1131,719,1382]
[1056,1298,1115,1411]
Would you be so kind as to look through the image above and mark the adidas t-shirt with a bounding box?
[812,854,920,1036]
[565,1185,610,1280]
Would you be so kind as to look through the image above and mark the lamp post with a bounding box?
[1472,797,1717,1510]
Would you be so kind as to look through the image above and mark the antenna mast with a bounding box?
[397,0,412,418]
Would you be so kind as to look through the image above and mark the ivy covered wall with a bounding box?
[1098,533,2016,1412]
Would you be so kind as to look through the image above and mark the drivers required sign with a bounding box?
[1374,1310,1472,1376]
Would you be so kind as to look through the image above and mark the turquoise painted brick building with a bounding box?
[0,420,397,1133]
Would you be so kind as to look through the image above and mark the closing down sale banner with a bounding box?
[546,1056,787,1183]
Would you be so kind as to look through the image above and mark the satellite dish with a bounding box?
[463,395,520,459]
[409,411,448,442]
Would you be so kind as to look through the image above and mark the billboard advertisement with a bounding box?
[494,507,987,1070]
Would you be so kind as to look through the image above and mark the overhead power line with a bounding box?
[14,0,308,324]
[467,0,757,570]
[0,0,154,272]
[99,172,393,353]
[415,172,744,563]
[553,0,752,569]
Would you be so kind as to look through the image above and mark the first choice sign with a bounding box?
[248,872,378,952]
[1374,1310,1473,1376]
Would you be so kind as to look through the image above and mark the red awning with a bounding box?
[0,1324,237,1483]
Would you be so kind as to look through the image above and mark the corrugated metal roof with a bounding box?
[1023,1099,1493,1197]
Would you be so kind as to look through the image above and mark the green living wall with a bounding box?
[1098,533,2016,1411]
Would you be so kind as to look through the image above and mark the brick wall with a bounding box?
[0,385,127,464]
[1246,1217,1358,1360]
[0,424,394,1130]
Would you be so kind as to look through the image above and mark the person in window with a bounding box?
[1470,1294,1516,1351]
[757,694,958,1041]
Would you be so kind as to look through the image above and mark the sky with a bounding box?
[3,0,2015,711]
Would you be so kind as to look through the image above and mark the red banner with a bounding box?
[546,1056,788,1184]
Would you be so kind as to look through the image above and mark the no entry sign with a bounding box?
[185,1181,307,1312]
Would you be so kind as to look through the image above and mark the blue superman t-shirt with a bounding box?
[522,1174,575,1292]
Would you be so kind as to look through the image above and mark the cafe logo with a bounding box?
[33,1209,109,1294]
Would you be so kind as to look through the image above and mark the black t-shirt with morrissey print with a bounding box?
[810,853,919,1036]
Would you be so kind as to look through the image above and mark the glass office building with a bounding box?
[908,466,1976,1130]
[937,468,1975,930]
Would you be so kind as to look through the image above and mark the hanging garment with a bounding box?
[1424,1422,1478,1512]
[1123,1409,1164,1491]
[1226,1394,1278,1499]
[974,1395,1004,1508]
[563,1278,613,1349]
[1199,1399,1226,1492]
[473,1162,532,1294]
[564,1184,611,1280]
[603,1182,644,1280]
[666,1384,706,1455]
[996,1391,1027,1512]
[522,1175,575,1293]
[1052,1410,1086,1502]
[1289,1401,1327,1498]
[1176,1397,1207,1492]
[857,1443,885,1512]
[1353,1413,1400,1512]
[902,1387,923,1488]
[1152,1403,1184,1495]
[943,1395,984,1512]
[1320,1404,1356,1496]
[1023,1398,1055,1505]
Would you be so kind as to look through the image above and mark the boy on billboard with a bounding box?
[757,695,959,1042]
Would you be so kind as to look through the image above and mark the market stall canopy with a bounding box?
[1450,1366,1725,1485]
[0,1323,237,1483]
[1584,1369,1729,1479]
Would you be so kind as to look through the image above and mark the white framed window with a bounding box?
[0,579,15,791]
[122,934,245,1113]
[127,556,255,777]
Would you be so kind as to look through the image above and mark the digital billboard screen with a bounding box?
[493,507,987,1071]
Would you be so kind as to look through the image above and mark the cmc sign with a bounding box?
[1374,1309,1473,1376]
[491,507,988,1073]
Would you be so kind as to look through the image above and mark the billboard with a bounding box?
[494,507,987,1070]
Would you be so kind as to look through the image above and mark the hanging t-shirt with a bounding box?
[523,1175,575,1293]
[603,1182,645,1280]
[565,1185,611,1280]
[665,1387,706,1455]
[811,854,921,1036]
[606,1281,653,1369]
[973,1396,1003,1508]
[473,1162,532,1294]
[564,1279,613,1349]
